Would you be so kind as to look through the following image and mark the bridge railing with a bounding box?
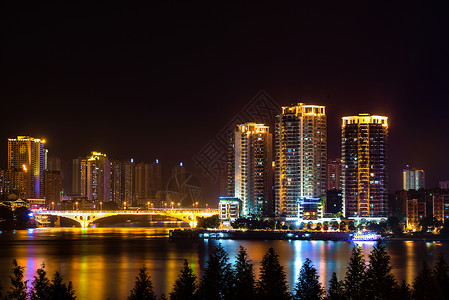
[37,209,219,214]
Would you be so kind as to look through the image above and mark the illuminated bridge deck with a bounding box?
[35,208,219,228]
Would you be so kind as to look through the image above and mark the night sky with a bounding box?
[3,2,449,203]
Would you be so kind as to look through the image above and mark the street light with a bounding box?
[100,201,103,211]
[171,202,174,209]
[123,201,127,210]
[195,202,198,208]
[75,201,78,210]
[147,202,150,210]
[51,202,54,210]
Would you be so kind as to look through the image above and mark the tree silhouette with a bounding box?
[433,254,449,300]
[413,261,442,300]
[30,264,51,300]
[326,272,345,300]
[128,266,156,300]
[364,242,397,299]
[255,247,291,300]
[49,271,76,300]
[343,246,366,299]
[197,243,233,300]
[293,258,324,300]
[169,259,197,300]
[233,246,255,300]
[394,280,412,300]
[7,259,28,300]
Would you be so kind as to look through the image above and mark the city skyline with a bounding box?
[3,2,449,202]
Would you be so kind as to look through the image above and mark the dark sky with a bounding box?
[2,2,449,202]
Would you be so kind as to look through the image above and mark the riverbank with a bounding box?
[170,228,449,242]
[170,229,352,241]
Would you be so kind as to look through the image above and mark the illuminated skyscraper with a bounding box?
[80,152,110,202]
[275,104,327,220]
[342,114,388,217]
[403,166,425,190]
[109,159,122,203]
[327,158,341,190]
[228,123,273,216]
[8,136,47,198]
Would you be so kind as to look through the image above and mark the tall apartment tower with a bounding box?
[80,152,110,202]
[8,136,47,199]
[135,162,150,202]
[342,114,388,217]
[403,166,425,190]
[228,123,273,217]
[109,159,123,203]
[149,159,162,197]
[275,104,327,220]
[327,158,341,190]
[72,157,82,195]
[122,160,134,205]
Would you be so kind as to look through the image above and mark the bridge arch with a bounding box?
[36,209,218,229]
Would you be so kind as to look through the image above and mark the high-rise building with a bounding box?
[327,158,341,190]
[122,160,134,205]
[72,157,82,195]
[403,166,425,190]
[80,152,110,202]
[8,136,47,199]
[43,170,62,205]
[149,159,162,197]
[107,159,134,205]
[47,154,62,172]
[275,104,327,220]
[228,123,273,217]
[0,168,28,199]
[135,162,151,202]
[342,114,388,217]
[109,159,122,203]
[433,192,449,223]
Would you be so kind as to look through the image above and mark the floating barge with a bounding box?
[169,229,353,241]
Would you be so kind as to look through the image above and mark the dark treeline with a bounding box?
[1,243,448,300]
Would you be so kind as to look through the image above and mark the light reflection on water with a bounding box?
[0,228,448,300]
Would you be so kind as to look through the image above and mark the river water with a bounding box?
[0,227,448,299]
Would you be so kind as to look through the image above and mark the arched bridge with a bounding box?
[34,208,219,228]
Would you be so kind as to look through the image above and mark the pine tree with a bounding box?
[433,254,449,300]
[343,246,366,300]
[49,271,76,300]
[7,259,28,300]
[233,246,255,300]
[413,261,442,300]
[255,247,291,300]
[394,280,412,300]
[169,259,197,300]
[197,243,233,300]
[128,267,157,300]
[364,242,397,299]
[293,258,324,300]
[30,264,51,300]
[326,272,345,300]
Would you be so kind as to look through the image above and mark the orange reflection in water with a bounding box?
[1,228,449,299]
